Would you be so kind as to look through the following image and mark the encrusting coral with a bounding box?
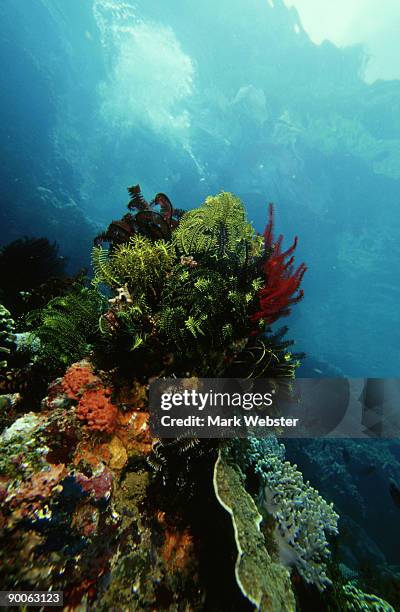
[61,361,100,399]
[76,388,118,434]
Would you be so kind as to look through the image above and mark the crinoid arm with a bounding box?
[127,184,149,212]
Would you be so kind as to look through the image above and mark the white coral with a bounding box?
[247,438,339,591]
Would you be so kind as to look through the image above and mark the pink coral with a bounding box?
[76,388,118,434]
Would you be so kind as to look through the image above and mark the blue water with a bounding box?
[2,0,399,376]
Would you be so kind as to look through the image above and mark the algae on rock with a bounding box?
[213,446,295,611]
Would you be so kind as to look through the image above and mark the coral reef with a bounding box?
[2,180,388,608]
[0,304,15,369]
[0,362,158,606]
[235,437,339,591]
[0,186,314,608]
[213,446,295,610]
[0,364,239,609]
[342,583,395,611]
[92,189,305,380]
[11,188,305,391]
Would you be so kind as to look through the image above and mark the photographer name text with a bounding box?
[159,414,299,428]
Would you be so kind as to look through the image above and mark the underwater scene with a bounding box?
[0,0,400,610]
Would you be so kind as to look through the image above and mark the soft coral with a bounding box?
[251,203,306,326]
[76,388,118,434]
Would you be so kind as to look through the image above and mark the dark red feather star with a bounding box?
[251,203,307,326]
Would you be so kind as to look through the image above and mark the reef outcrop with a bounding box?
[1,186,393,609]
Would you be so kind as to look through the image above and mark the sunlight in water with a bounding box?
[94,0,194,138]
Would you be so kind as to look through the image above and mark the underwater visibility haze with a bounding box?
[0,0,400,610]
